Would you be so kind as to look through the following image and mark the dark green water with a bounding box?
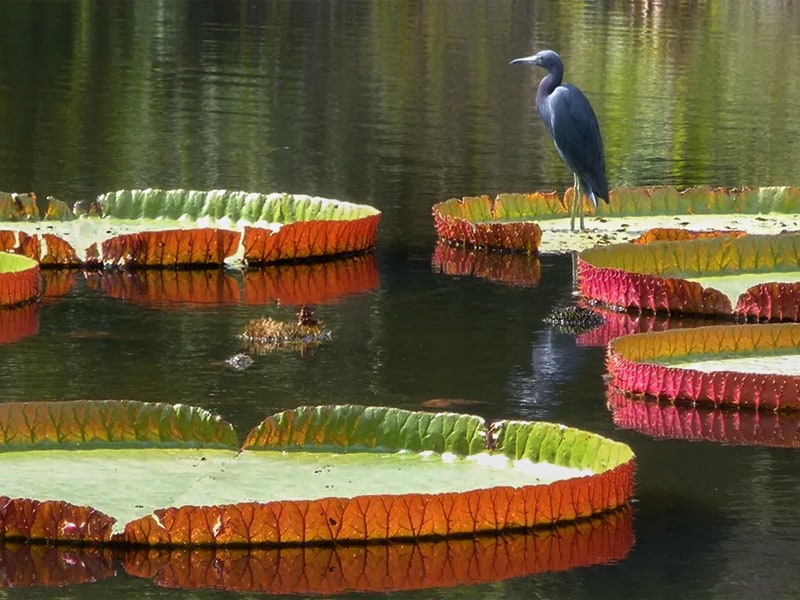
[2,1,800,598]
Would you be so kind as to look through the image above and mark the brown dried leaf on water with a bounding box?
[240,307,330,354]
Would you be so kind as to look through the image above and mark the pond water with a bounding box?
[2,0,800,598]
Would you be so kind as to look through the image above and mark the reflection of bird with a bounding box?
[511,50,608,232]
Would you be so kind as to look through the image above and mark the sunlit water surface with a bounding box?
[2,1,800,598]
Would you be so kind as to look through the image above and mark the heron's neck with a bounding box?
[536,68,562,106]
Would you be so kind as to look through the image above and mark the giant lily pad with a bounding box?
[607,387,800,448]
[0,189,380,267]
[433,186,800,254]
[606,323,800,411]
[0,401,634,546]
[0,252,41,307]
[0,508,632,592]
[579,233,800,320]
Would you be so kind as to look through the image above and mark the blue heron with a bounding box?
[511,50,608,232]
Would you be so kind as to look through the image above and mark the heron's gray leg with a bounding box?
[571,173,582,232]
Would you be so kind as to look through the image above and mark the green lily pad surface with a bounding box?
[0,401,635,546]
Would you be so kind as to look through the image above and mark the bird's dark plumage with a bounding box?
[511,50,608,230]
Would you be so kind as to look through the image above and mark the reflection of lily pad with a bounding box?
[0,401,634,546]
[0,508,633,592]
[607,323,800,410]
[94,269,242,307]
[431,240,541,286]
[243,253,379,305]
[574,306,725,348]
[0,252,41,307]
[0,303,39,345]
[579,233,800,320]
[0,190,381,267]
[0,542,114,588]
[607,387,800,448]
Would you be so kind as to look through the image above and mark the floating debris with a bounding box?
[544,305,605,335]
[225,353,254,372]
[240,307,330,354]
[421,398,488,410]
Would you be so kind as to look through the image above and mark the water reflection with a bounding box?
[431,241,541,287]
[0,508,633,593]
[39,255,380,309]
[0,304,39,345]
[608,387,800,448]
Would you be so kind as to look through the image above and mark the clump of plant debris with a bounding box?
[240,306,330,354]
[544,305,605,335]
[225,353,254,371]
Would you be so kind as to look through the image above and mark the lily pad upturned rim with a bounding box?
[0,189,382,267]
[0,401,635,546]
[0,252,41,307]
[606,323,800,411]
[579,232,800,320]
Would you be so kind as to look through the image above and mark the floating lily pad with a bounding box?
[0,189,381,267]
[607,387,800,448]
[0,252,41,307]
[433,186,800,254]
[0,401,634,546]
[606,323,800,410]
[431,240,541,286]
[0,508,632,591]
[579,233,800,320]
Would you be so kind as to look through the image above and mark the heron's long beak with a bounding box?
[509,55,537,65]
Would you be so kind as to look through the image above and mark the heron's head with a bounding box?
[509,50,562,71]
